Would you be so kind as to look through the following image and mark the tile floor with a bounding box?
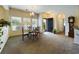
[1,32,79,54]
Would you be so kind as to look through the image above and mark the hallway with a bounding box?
[1,32,79,54]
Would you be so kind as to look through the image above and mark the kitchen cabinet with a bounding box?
[0,26,9,53]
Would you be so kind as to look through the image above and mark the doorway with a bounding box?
[46,18,53,32]
[42,18,53,32]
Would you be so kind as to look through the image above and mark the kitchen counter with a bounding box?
[74,28,79,44]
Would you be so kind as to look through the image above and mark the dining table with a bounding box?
[22,30,40,41]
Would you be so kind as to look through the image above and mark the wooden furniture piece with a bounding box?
[29,31,40,40]
[22,27,40,41]
[68,16,75,38]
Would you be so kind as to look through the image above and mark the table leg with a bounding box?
[22,34,24,41]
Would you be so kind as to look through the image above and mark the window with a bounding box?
[11,16,38,31]
[23,18,31,30]
[23,18,37,30]
[11,16,22,31]
[32,18,37,28]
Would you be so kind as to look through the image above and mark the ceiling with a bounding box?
[3,5,79,14]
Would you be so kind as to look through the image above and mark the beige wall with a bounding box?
[0,6,6,20]
[56,17,64,32]
[0,6,9,21]
[75,7,79,27]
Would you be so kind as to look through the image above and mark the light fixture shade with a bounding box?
[30,12,35,16]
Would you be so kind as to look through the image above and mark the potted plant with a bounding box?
[53,29,57,34]
[0,19,11,26]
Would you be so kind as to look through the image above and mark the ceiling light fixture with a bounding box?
[30,12,35,16]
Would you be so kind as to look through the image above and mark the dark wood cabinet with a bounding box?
[68,16,75,38]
